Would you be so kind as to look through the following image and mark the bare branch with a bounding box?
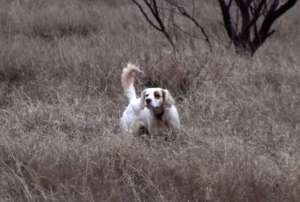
[241,0,267,37]
[235,0,251,41]
[267,29,275,37]
[252,0,298,52]
[273,0,297,20]
[132,0,161,31]
[166,0,212,51]
[218,0,236,39]
[234,5,240,34]
[132,0,174,46]
[173,23,204,41]
[144,0,168,35]
[228,0,233,8]
[270,0,280,12]
[245,0,254,7]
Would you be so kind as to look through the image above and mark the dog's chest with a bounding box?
[156,119,167,127]
[149,118,170,135]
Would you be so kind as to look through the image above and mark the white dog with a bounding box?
[120,63,180,139]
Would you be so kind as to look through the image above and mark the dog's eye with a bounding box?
[145,94,149,97]
[154,91,161,99]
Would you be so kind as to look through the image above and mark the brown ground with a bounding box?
[0,0,300,201]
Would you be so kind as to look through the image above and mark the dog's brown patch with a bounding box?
[154,91,161,100]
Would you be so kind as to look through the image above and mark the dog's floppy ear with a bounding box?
[162,90,174,110]
[140,90,146,109]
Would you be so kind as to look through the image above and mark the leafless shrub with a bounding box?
[132,0,298,55]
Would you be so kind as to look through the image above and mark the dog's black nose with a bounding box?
[146,98,152,104]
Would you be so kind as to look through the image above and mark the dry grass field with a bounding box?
[0,0,300,201]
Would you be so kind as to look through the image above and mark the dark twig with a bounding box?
[166,0,212,51]
[251,0,297,53]
[132,0,174,46]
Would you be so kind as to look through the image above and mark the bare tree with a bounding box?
[219,0,298,55]
[132,0,298,56]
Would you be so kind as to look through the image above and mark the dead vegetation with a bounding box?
[0,0,299,201]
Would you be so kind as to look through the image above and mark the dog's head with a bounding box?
[140,88,174,110]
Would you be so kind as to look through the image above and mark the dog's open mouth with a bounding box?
[146,103,159,108]
[146,104,153,108]
[146,104,162,109]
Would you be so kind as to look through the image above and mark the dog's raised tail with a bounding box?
[121,63,141,102]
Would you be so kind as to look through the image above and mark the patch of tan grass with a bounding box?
[0,0,300,201]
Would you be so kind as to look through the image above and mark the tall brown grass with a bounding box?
[0,0,300,201]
